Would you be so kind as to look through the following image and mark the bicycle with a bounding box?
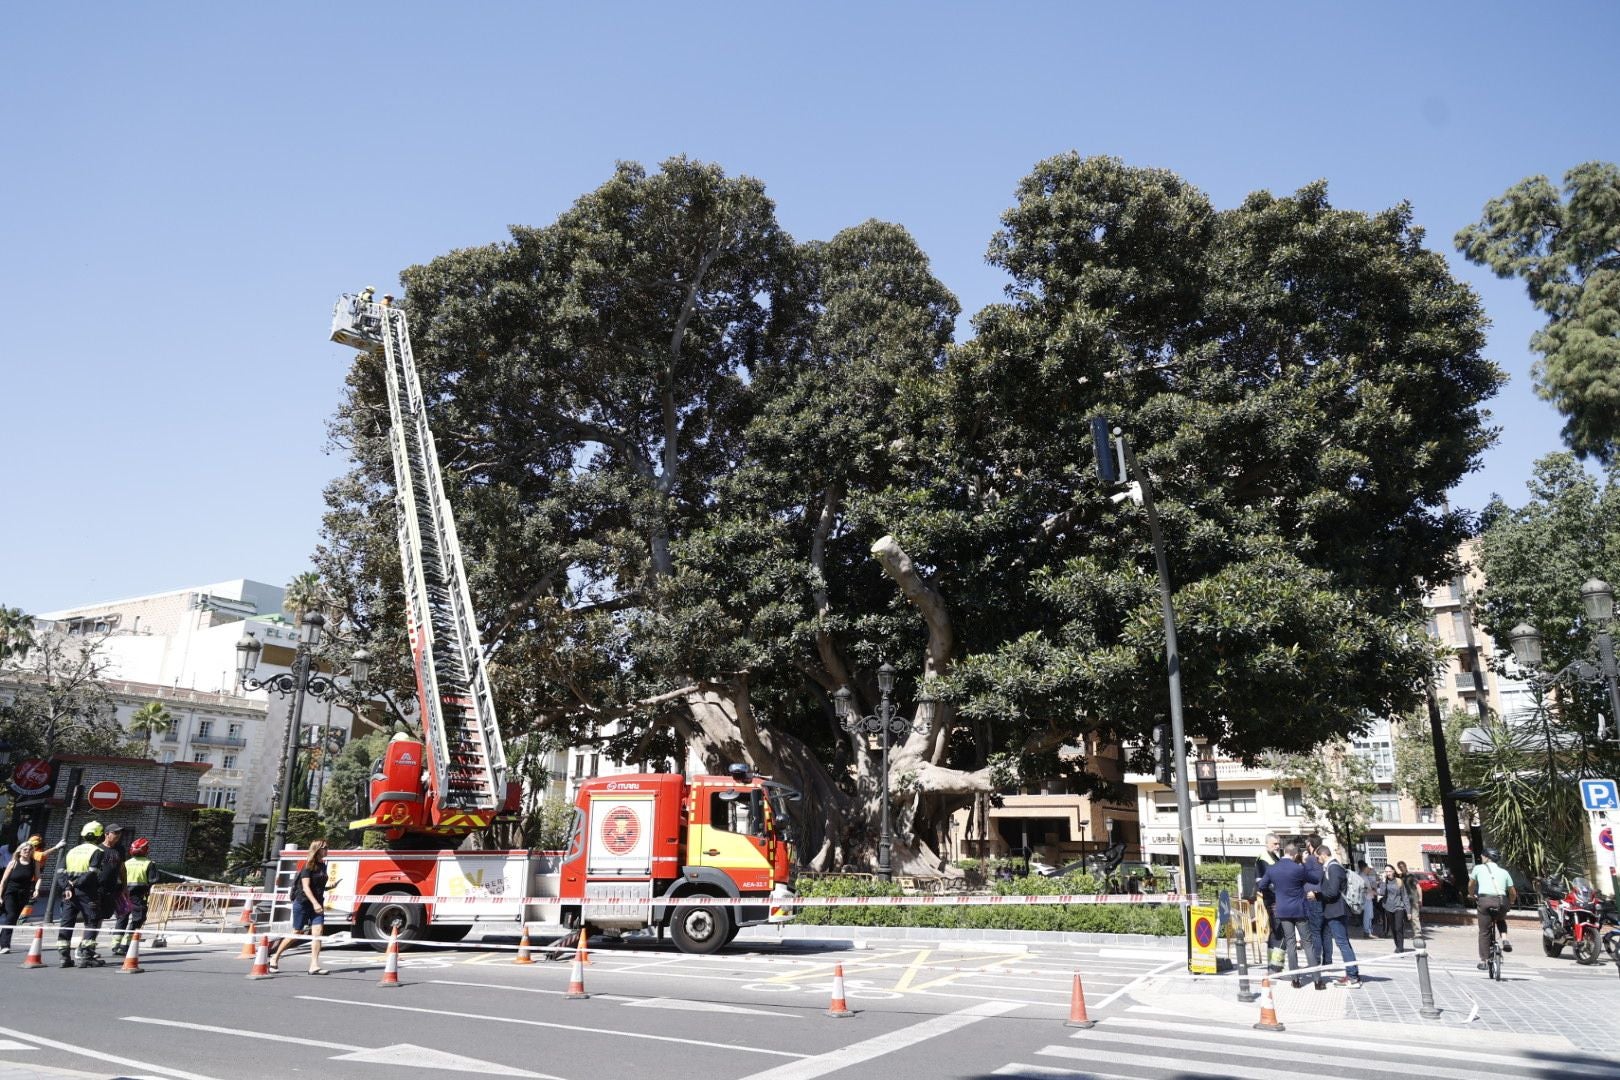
[1485,914,1504,982]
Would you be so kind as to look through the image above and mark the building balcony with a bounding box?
[1455,671,1483,690]
[191,733,247,748]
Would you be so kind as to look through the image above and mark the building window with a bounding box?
[1151,792,1179,818]
[1362,837,1388,867]
[160,750,175,764]
[192,752,210,765]
[1371,792,1402,822]
[1283,787,1305,816]
[1418,805,1437,823]
[197,719,214,738]
[228,722,242,740]
[205,787,238,810]
[1425,616,1440,641]
[222,754,237,770]
[1203,789,1257,814]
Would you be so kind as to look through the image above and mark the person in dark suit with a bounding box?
[1308,844,1361,987]
[1255,842,1322,987]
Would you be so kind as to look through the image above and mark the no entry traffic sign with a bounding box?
[86,780,122,811]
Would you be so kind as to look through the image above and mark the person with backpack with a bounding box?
[1306,843,1361,988]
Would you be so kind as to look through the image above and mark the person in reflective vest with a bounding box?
[113,837,153,956]
[59,821,123,967]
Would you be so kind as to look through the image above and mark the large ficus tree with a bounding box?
[318,155,1501,873]
[1456,162,1620,463]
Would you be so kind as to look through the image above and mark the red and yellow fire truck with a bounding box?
[268,297,796,953]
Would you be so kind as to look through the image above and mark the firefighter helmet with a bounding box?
[130,838,150,855]
[81,821,104,839]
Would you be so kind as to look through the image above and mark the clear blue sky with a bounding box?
[3,3,1615,615]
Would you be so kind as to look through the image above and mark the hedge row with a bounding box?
[792,874,1186,935]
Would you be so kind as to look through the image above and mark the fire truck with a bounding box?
[267,294,796,953]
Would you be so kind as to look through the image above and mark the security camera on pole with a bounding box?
[1092,418,1198,902]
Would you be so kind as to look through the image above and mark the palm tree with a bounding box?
[0,606,34,664]
[128,701,173,757]
[283,572,329,623]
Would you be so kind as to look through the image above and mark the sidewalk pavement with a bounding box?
[1128,923,1620,1057]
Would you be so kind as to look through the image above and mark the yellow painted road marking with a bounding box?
[905,949,1030,992]
[892,949,932,991]
[762,948,911,984]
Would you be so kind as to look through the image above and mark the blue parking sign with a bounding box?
[1580,779,1619,811]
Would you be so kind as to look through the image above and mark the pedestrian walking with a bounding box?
[1397,860,1423,936]
[270,839,330,975]
[1469,848,1516,971]
[113,837,153,956]
[58,822,124,967]
[1357,861,1378,938]
[0,841,39,952]
[1308,843,1361,987]
[1303,839,1332,973]
[1255,841,1323,988]
[1377,864,1411,952]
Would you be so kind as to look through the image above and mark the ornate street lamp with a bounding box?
[235,612,369,889]
[1508,578,1620,739]
[833,663,935,882]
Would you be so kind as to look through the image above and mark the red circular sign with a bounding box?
[86,781,122,811]
[1193,915,1215,948]
[1602,827,1614,853]
[600,806,641,855]
[10,759,51,798]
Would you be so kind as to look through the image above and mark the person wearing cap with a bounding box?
[1469,848,1516,970]
[59,822,125,967]
[112,837,153,956]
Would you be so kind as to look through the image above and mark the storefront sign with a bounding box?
[9,759,52,800]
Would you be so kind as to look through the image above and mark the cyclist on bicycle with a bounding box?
[1469,848,1516,971]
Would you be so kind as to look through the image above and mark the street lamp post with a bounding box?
[235,613,368,891]
[834,664,934,883]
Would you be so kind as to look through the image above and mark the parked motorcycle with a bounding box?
[1541,875,1603,964]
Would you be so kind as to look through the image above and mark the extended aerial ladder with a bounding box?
[331,293,509,836]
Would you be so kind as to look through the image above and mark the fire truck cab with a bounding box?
[560,765,798,954]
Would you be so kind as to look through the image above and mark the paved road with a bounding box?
[0,926,1612,1080]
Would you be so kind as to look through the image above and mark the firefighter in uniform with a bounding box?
[113,837,153,956]
[58,821,124,967]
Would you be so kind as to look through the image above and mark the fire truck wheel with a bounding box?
[670,904,732,955]
[360,889,424,951]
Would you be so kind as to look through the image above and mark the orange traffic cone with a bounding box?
[377,928,402,988]
[564,938,589,999]
[1064,970,1096,1028]
[514,924,534,964]
[1252,976,1285,1032]
[246,934,272,980]
[240,922,258,959]
[239,903,254,926]
[826,962,854,1018]
[117,932,145,974]
[21,927,45,970]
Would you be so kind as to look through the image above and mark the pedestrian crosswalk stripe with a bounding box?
[1097,1016,1612,1073]
[1033,1039,1606,1080]
[993,1067,1119,1079]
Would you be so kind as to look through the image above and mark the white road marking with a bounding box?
[1098,948,1183,960]
[299,995,808,1058]
[735,1000,1023,1080]
[429,978,635,1000]
[623,997,800,1017]
[1096,1018,1620,1075]
[1035,1041,1568,1080]
[0,1040,36,1051]
[0,1024,221,1080]
[122,1018,555,1078]
[994,1067,1121,1079]
[1093,955,1183,1010]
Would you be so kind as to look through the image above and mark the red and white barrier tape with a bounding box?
[166,888,1190,909]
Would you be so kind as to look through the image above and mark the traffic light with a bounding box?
[1152,724,1174,786]
[1091,417,1119,486]
[1195,758,1219,803]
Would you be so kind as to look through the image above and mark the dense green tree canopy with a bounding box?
[318,155,1502,869]
[1457,162,1620,462]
